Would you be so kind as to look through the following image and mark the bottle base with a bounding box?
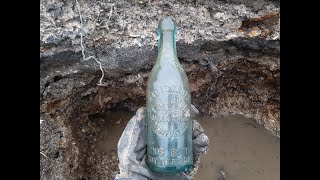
[147,162,193,173]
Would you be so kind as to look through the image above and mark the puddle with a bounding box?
[96,111,279,180]
[195,114,280,180]
[95,110,134,153]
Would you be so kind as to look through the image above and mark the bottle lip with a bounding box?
[157,17,177,32]
[158,29,174,32]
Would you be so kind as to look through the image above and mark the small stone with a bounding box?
[111,155,117,161]
[248,27,262,37]
[214,12,224,19]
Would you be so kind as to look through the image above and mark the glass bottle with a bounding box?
[146,17,193,173]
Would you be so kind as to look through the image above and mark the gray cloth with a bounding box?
[115,107,209,180]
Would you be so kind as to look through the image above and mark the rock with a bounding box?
[111,155,117,161]
[40,0,279,179]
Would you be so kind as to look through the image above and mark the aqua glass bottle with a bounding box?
[146,18,193,173]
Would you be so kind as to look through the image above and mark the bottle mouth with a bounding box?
[157,17,177,32]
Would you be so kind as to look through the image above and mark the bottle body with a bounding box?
[146,18,193,173]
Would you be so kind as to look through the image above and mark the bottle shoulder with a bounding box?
[147,62,190,93]
[149,64,188,83]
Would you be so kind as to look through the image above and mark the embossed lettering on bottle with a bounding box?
[146,18,193,173]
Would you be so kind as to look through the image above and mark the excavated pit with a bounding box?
[40,0,279,179]
[40,37,279,180]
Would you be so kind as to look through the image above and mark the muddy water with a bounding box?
[195,115,280,180]
[96,110,134,153]
[96,111,279,180]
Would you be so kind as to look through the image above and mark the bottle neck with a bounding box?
[157,30,178,62]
